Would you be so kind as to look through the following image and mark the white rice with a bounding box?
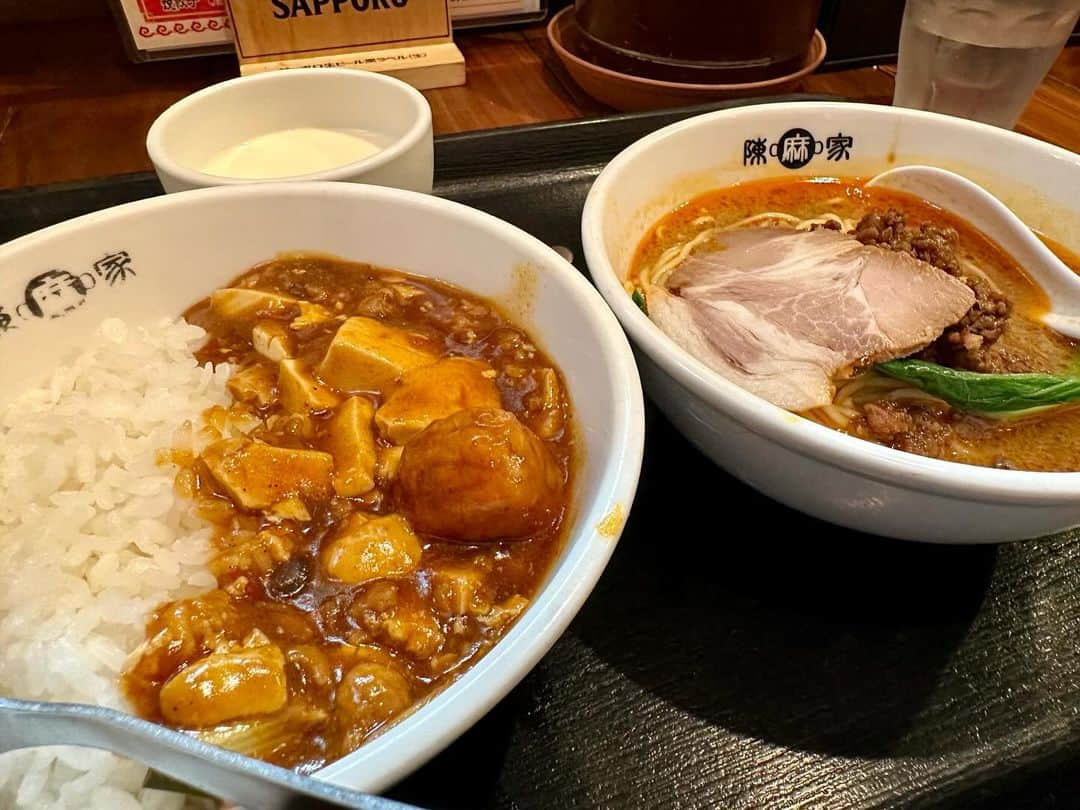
[0,318,231,810]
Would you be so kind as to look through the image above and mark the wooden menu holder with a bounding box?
[225,0,465,90]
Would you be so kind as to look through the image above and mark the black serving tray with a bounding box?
[4,97,1080,810]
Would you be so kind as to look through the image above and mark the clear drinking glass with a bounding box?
[893,0,1080,128]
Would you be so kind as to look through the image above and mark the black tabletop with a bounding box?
[3,97,1080,810]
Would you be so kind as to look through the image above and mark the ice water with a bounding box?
[894,0,1080,128]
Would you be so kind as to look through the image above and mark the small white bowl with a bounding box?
[582,101,1080,544]
[0,182,644,789]
[147,69,433,194]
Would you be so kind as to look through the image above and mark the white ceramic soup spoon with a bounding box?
[866,165,1080,340]
[0,695,422,810]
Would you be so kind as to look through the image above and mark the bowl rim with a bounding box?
[547,6,827,92]
[0,181,646,792]
[582,100,1080,504]
[145,69,432,187]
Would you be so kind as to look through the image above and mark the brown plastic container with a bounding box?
[574,0,824,84]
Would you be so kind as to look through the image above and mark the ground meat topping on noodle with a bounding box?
[851,209,1010,370]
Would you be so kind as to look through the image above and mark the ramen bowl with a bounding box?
[0,182,644,793]
[582,101,1080,543]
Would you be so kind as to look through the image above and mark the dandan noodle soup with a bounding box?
[629,177,1080,472]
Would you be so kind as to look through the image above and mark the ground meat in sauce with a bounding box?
[861,402,915,442]
[859,400,1057,470]
[851,209,1010,371]
[859,400,974,460]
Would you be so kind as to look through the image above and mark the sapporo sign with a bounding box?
[225,0,464,87]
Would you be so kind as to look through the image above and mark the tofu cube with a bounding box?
[252,320,295,362]
[322,513,422,584]
[210,288,299,320]
[227,363,277,409]
[159,642,287,727]
[376,445,404,483]
[292,302,336,329]
[327,396,378,497]
[375,357,502,444]
[210,529,294,579]
[270,497,312,522]
[316,317,435,392]
[430,564,492,618]
[278,358,341,414]
[201,438,334,510]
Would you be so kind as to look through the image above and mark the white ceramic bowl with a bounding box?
[0,182,644,790]
[147,70,433,194]
[582,101,1080,544]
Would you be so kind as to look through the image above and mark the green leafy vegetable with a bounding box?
[876,359,1080,413]
[632,288,648,315]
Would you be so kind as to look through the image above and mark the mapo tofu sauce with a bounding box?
[123,255,574,772]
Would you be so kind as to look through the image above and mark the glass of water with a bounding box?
[894,0,1080,128]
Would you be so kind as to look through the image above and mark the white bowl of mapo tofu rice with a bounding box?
[583,101,1080,543]
[0,182,644,807]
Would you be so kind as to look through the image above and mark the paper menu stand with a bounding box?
[224,0,465,89]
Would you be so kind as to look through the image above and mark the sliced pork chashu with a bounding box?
[648,227,976,411]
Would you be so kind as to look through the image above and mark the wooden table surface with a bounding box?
[1,18,1079,190]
